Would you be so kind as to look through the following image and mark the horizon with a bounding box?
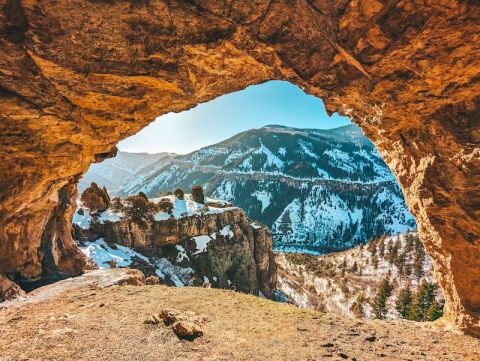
[116,122,357,155]
[118,80,351,154]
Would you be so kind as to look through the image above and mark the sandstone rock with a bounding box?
[145,276,160,285]
[0,0,479,336]
[158,309,206,340]
[0,274,26,302]
[78,207,277,299]
[113,269,145,287]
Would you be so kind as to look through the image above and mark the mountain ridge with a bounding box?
[83,124,415,253]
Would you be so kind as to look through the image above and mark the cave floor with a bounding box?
[0,269,479,361]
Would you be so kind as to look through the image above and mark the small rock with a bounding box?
[145,309,207,340]
[321,343,335,348]
[297,325,308,331]
[145,275,160,285]
[338,353,349,359]
[365,335,376,342]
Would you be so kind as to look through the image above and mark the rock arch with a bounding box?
[0,0,478,335]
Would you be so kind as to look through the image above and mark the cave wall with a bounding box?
[0,0,478,335]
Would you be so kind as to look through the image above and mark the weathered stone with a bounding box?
[145,275,160,285]
[156,309,207,340]
[76,208,277,299]
[0,274,26,302]
[0,0,479,335]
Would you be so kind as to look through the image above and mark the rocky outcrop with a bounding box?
[75,207,277,299]
[0,273,26,302]
[0,1,479,335]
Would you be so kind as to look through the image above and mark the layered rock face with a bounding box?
[0,1,478,334]
[75,207,277,299]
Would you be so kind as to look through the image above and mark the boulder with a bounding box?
[191,186,205,204]
[0,275,26,302]
[145,309,207,340]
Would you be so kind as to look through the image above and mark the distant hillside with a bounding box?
[79,151,175,193]
[276,232,443,320]
[84,124,416,253]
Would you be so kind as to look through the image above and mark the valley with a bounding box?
[83,125,416,254]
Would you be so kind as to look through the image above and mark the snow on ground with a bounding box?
[153,194,237,221]
[250,222,262,230]
[153,258,194,287]
[79,239,150,269]
[175,245,189,262]
[298,140,318,160]
[72,202,122,230]
[253,191,271,213]
[79,239,194,287]
[219,225,234,238]
[192,235,213,255]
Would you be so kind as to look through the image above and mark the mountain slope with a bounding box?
[79,151,175,193]
[88,125,416,253]
[276,232,442,319]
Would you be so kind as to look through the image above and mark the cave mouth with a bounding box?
[73,80,426,309]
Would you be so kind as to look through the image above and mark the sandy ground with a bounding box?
[0,269,479,361]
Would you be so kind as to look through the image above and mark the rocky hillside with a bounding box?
[72,191,276,299]
[276,232,443,320]
[1,269,479,361]
[86,124,416,253]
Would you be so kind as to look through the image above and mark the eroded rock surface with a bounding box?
[0,1,479,335]
[75,206,277,299]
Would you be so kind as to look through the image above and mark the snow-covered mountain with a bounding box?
[85,124,416,253]
[79,151,175,193]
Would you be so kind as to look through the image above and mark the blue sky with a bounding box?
[118,80,351,154]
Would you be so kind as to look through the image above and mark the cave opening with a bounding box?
[71,80,441,320]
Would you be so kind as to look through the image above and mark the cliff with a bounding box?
[73,196,277,299]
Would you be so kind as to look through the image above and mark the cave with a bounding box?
[0,1,478,336]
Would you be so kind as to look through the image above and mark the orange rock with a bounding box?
[0,0,478,336]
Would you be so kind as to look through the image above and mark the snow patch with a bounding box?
[219,225,234,238]
[192,235,212,255]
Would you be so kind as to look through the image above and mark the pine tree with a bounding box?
[425,300,443,321]
[81,182,108,214]
[405,233,414,254]
[372,254,379,269]
[351,261,358,274]
[350,293,365,318]
[379,238,385,258]
[408,281,437,321]
[395,286,413,318]
[371,278,393,319]
[341,258,347,277]
[138,191,148,201]
[413,254,424,280]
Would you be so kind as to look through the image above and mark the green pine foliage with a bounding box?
[395,286,413,318]
[371,277,393,319]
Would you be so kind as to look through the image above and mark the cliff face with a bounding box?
[75,207,277,299]
[0,1,479,335]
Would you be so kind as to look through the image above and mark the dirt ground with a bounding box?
[0,269,479,361]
